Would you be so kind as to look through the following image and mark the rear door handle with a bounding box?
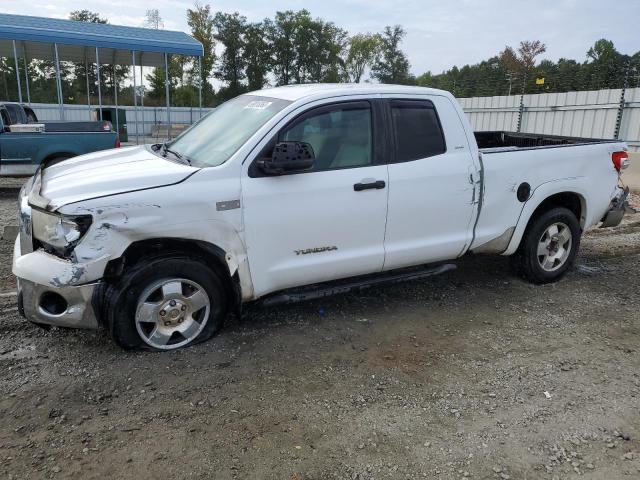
[353,180,386,191]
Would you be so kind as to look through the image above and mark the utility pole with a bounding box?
[506,72,516,96]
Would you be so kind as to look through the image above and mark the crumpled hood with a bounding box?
[37,145,198,210]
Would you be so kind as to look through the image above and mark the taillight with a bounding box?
[612,151,628,172]
[115,137,121,148]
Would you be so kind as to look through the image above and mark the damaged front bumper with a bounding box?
[13,237,101,329]
[600,186,635,228]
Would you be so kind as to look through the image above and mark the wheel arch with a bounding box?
[504,187,587,256]
[36,148,80,166]
[41,152,75,169]
[102,237,243,314]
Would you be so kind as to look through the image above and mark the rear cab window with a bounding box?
[390,99,446,162]
[4,104,23,125]
[0,108,10,130]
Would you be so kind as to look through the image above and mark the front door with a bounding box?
[242,100,389,297]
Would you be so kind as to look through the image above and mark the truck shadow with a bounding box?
[233,254,514,332]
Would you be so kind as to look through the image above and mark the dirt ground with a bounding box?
[1,179,639,480]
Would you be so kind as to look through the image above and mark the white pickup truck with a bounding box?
[12,84,632,351]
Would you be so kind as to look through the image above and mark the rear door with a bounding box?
[383,96,478,270]
[242,99,389,297]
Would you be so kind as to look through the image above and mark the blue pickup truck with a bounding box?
[0,102,119,176]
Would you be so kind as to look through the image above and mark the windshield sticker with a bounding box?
[244,100,273,110]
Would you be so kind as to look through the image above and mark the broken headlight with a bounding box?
[31,209,92,256]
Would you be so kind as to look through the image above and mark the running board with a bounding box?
[261,263,456,307]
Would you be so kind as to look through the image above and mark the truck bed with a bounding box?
[470,132,625,256]
[475,131,617,152]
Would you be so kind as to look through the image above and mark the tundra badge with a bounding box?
[295,246,338,255]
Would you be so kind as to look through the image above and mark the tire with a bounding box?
[105,255,228,350]
[510,207,581,284]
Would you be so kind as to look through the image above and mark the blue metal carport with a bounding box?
[0,13,204,141]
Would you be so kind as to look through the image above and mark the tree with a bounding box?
[264,11,298,85]
[371,25,411,84]
[312,21,347,82]
[69,10,107,23]
[587,39,617,62]
[518,40,547,70]
[500,40,546,94]
[585,39,625,89]
[145,57,184,105]
[187,2,216,104]
[213,12,248,100]
[243,23,271,91]
[345,33,381,83]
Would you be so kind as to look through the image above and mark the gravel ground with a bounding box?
[1,179,639,480]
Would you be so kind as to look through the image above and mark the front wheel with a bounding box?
[510,207,581,284]
[106,256,227,350]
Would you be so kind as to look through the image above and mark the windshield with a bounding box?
[165,95,291,167]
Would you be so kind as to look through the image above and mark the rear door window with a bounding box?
[390,100,446,162]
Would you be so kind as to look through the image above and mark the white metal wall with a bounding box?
[459,87,640,151]
[27,103,213,136]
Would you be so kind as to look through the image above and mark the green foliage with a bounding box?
[213,12,248,99]
[0,7,409,107]
[419,39,640,97]
[145,59,183,105]
[263,11,298,86]
[4,5,638,110]
[371,26,412,84]
[289,10,347,83]
[187,2,216,104]
[262,10,347,89]
[69,10,107,24]
[244,23,271,91]
[345,33,382,83]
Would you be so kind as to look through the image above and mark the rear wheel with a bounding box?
[106,256,227,350]
[511,207,581,284]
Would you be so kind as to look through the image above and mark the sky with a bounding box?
[2,0,640,76]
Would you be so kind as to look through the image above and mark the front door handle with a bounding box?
[354,180,386,191]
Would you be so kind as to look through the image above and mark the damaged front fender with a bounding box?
[58,191,254,298]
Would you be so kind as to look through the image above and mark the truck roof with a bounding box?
[247,83,452,102]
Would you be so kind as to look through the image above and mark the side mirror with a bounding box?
[258,141,315,175]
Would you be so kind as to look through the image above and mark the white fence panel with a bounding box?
[24,87,640,150]
[27,103,214,137]
[459,88,640,151]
